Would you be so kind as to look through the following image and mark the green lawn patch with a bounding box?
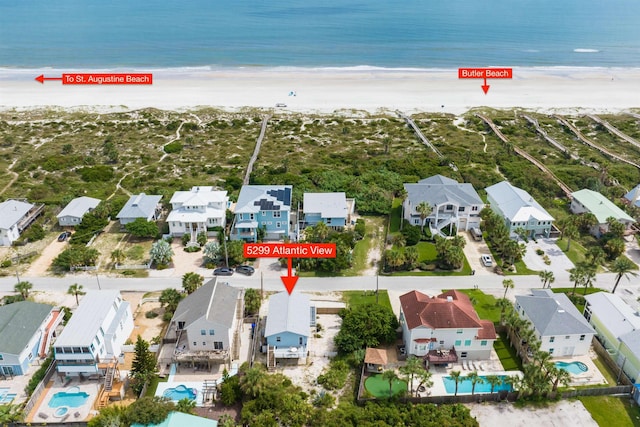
[364,374,407,398]
[414,241,437,263]
[343,290,392,311]
[578,395,640,427]
[505,259,538,276]
[556,237,587,266]
[389,198,402,233]
[347,216,385,276]
[592,354,618,385]
[458,289,501,323]
[144,375,168,398]
[494,332,522,371]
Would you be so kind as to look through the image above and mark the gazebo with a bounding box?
[365,348,388,373]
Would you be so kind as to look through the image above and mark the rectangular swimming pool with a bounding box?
[442,374,513,394]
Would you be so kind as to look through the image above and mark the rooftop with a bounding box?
[0,301,53,355]
[584,292,640,339]
[235,185,292,214]
[116,193,162,220]
[404,174,483,207]
[57,196,101,219]
[485,181,554,222]
[0,199,34,229]
[172,278,240,329]
[516,289,594,336]
[264,291,311,338]
[572,189,634,223]
[303,192,348,219]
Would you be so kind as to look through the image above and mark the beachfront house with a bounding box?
[116,193,163,226]
[264,291,314,367]
[302,192,353,230]
[231,185,292,242]
[54,290,134,377]
[0,302,63,377]
[584,292,640,382]
[623,184,640,209]
[570,189,635,237]
[403,175,484,236]
[399,290,496,365]
[167,186,229,241]
[485,181,554,239]
[57,196,101,227]
[163,279,243,370]
[515,289,595,358]
[0,199,45,246]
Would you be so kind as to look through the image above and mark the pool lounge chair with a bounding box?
[74,411,81,418]
[38,412,48,419]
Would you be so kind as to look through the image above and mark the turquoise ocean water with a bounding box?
[1,0,639,69]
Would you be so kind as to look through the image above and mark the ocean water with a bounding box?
[1,0,639,69]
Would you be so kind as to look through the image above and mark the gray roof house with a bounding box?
[0,199,35,246]
[57,196,101,227]
[0,301,61,376]
[515,289,595,358]
[485,181,554,238]
[265,291,313,364]
[403,175,484,235]
[116,193,162,225]
[623,184,640,209]
[163,279,243,368]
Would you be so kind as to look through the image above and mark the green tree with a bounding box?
[203,241,219,262]
[585,246,606,266]
[175,398,196,414]
[484,374,503,396]
[611,257,638,294]
[606,216,626,238]
[125,218,159,238]
[181,272,204,294]
[404,246,419,270]
[381,369,400,398]
[110,249,126,265]
[53,247,100,270]
[87,404,127,427]
[197,231,207,247]
[244,288,261,316]
[150,239,174,266]
[414,368,434,396]
[14,281,33,299]
[449,370,462,396]
[582,264,597,295]
[538,270,555,289]
[563,223,579,252]
[334,303,398,354]
[240,365,269,399]
[416,201,432,234]
[604,238,626,260]
[383,249,405,271]
[502,278,514,299]
[159,288,183,319]
[130,335,157,396]
[399,355,423,396]
[0,404,23,423]
[67,283,86,306]
[219,374,242,406]
[467,371,483,396]
[125,396,174,426]
[569,264,586,296]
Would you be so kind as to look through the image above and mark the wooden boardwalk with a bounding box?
[587,114,640,152]
[476,113,574,198]
[397,110,457,171]
[244,115,271,185]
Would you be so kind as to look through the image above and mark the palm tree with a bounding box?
[150,239,174,266]
[585,246,606,266]
[414,369,433,397]
[416,201,432,234]
[399,356,422,395]
[159,288,183,314]
[14,281,33,299]
[182,272,204,294]
[484,374,502,397]
[502,278,515,299]
[110,249,126,265]
[240,365,268,399]
[569,265,586,296]
[611,257,639,294]
[497,298,512,324]
[467,371,483,395]
[175,397,196,414]
[398,188,408,231]
[563,223,579,252]
[311,222,330,243]
[551,367,572,391]
[449,370,462,396]
[381,369,400,398]
[582,264,597,295]
[0,403,23,423]
[538,270,555,289]
[67,283,86,305]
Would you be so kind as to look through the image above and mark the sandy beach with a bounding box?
[1,67,639,115]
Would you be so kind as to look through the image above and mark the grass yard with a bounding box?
[343,290,392,311]
[458,289,501,323]
[494,332,522,371]
[389,198,402,233]
[578,395,640,427]
[364,374,407,398]
[144,375,169,398]
[347,216,385,276]
[555,237,588,266]
[592,354,618,385]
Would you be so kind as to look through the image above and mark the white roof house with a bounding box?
[264,291,313,361]
[0,199,36,246]
[570,189,635,237]
[167,186,229,237]
[623,184,640,208]
[116,193,162,225]
[57,196,101,227]
[303,192,351,228]
[584,292,640,349]
[485,181,554,238]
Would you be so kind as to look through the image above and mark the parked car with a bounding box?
[213,267,234,276]
[236,265,255,275]
[480,254,493,267]
[57,231,71,242]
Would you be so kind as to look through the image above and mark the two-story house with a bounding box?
[0,199,44,246]
[570,189,635,237]
[485,181,554,239]
[403,175,484,236]
[399,290,496,366]
[232,185,292,241]
[54,291,134,376]
[167,186,229,240]
[515,289,595,358]
[302,192,352,230]
[163,279,243,370]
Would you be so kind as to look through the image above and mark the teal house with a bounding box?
[302,192,353,230]
[131,411,217,427]
[231,185,292,241]
[264,292,314,367]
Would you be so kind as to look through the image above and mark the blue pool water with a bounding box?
[162,384,197,401]
[48,390,89,408]
[555,361,589,375]
[443,375,513,394]
[55,407,69,417]
[0,388,16,404]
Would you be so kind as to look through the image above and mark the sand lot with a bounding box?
[468,400,598,427]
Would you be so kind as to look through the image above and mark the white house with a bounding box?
[167,186,229,240]
[54,291,134,376]
[163,279,243,369]
[399,290,496,364]
[623,184,640,209]
[570,189,635,237]
[57,196,101,227]
[0,199,42,246]
[515,289,595,358]
[403,175,484,236]
[116,193,163,225]
[485,181,554,238]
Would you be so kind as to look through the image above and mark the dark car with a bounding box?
[58,231,71,242]
[213,267,234,276]
[236,265,255,275]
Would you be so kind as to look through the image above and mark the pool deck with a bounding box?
[26,375,100,423]
[553,351,607,387]
[155,362,239,406]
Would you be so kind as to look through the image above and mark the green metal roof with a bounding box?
[571,189,634,224]
[0,301,53,355]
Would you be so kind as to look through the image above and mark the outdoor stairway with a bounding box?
[103,364,115,392]
[267,346,276,372]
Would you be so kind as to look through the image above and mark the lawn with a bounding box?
[555,237,588,266]
[364,374,407,398]
[343,290,392,311]
[494,332,522,371]
[592,354,618,385]
[458,289,501,323]
[389,198,402,233]
[144,375,168,398]
[578,395,640,427]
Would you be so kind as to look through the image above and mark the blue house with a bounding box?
[232,185,292,241]
[264,292,314,367]
[0,302,62,376]
[302,192,352,229]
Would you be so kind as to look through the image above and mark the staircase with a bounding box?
[103,364,115,392]
[267,346,276,372]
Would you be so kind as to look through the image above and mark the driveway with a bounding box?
[522,237,574,280]
[460,232,494,275]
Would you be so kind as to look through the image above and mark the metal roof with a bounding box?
[0,199,34,229]
[116,193,162,220]
[235,185,292,214]
[0,301,53,355]
[571,189,634,223]
[584,292,640,339]
[264,291,310,338]
[405,175,483,208]
[57,197,101,219]
[303,192,348,219]
[485,181,554,222]
[515,289,594,336]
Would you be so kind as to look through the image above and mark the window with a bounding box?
[276,222,281,228]
[481,340,488,346]
[249,213,255,220]
[214,342,223,350]
[455,340,462,346]
[458,206,465,212]
[178,321,185,330]
[461,352,468,358]
[28,353,32,360]
[565,335,570,340]
[273,211,281,218]
[472,206,479,211]
[579,335,586,341]
[0,355,3,360]
[419,345,427,351]
[550,336,555,343]
[549,348,554,354]
[326,218,332,224]
[457,329,463,334]
[193,342,197,346]
[201,330,206,335]
[414,219,420,224]
[261,211,266,216]
[276,336,281,342]
[439,340,445,345]
[464,340,471,346]
[299,337,304,345]
[203,342,206,346]
[209,329,215,335]
[446,204,453,211]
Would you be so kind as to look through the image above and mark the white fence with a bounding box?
[115,262,151,270]
[121,344,159,353]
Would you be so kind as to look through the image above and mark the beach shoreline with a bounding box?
[2,66,639,115]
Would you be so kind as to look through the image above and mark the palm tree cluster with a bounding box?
[433,235,466,270]
[480,208,526,267]
[569,262,597,296]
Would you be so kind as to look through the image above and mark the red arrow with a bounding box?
[280,257,299,295]
[481,77,490,94]
[35,74,63,84]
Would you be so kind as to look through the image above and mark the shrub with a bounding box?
[317,359,349,390]
[78,165,114,182]
[0,260,11,268]
[184,246,201,253]
[419,263,436,271]
[145,310,159,319]
[26,356,53,395]
[181,234,190,246]
[535,248,544,256]
[164,141,183,153]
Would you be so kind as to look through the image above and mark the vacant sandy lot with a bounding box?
[468,400,598,427]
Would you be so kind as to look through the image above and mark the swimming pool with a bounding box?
[443,375,513,394]
[162,384,197,401]
[0,388,16,404]
[555,361,588,375]
[48,388,90,408]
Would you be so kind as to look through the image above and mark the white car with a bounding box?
[481,255,493,267]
